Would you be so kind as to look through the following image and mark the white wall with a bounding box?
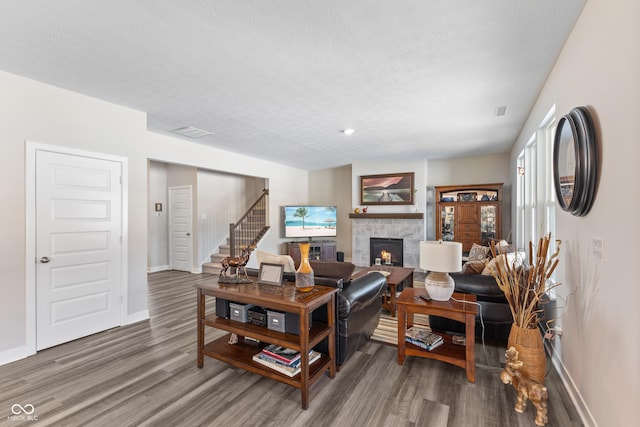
[427,153,511,187]
[427,153,512,239]
[148,161,169,271]
[197,169,265,265]
[0,71,307,362]
[312,156,513,258]
[309,165,352,258]
[510,0,639,425]
[0,71,149,359]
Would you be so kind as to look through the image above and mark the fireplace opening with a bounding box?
[370,238,403,266]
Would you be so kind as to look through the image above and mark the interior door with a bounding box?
[169,186,193,272]
[36,150,123,350]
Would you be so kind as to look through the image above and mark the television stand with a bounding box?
[288,241,337,263]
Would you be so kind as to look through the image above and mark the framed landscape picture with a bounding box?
[360,172,415,205]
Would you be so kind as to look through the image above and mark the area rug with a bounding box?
[371,280,431,346]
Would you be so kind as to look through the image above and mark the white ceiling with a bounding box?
[0,1,585,170]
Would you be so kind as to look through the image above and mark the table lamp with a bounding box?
[420,241,463,301]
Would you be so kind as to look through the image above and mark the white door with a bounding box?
[36,150,123,350]
[169,186,193,272]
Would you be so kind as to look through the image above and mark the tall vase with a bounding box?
[507,324,546,384]
[295,243,315,292]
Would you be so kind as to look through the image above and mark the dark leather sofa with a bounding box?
[428,272,513,343]
[247,261,387,367]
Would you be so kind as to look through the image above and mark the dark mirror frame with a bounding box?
[553,106,598,216]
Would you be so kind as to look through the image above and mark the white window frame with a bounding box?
[515,105,557,286]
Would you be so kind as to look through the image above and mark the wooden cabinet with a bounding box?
[435,183,503,253]
[288,241,337,264]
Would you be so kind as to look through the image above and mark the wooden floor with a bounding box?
[0,271,583,426]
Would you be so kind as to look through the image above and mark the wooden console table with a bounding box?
[397,288,478,383]
[195,279,337,409]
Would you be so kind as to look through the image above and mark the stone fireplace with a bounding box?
[350,215,424,269]
[370,238,403,266]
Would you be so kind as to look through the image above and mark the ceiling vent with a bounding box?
[171,126,213,138]
[495,106,507,117]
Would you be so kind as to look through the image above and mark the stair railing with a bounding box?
[229,189,270,258]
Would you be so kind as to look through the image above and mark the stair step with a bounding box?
[203,263,222,275]
[210,254,227,263]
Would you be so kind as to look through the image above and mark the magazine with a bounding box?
[405,327,443,351]
[252,351,321,377]
[261,344,301,364]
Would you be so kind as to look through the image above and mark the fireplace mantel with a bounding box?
[349,213,423,220]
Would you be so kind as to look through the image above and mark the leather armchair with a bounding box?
[311,270,388,366]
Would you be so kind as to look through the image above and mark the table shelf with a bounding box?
[403,333,467,370]
[202,315,331,350]
[202,334,332,388]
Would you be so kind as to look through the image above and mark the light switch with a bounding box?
[591,238,604,262]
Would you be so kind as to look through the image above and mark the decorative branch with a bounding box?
[490,234,561,329]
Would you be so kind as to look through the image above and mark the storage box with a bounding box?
[248,306,267,327]
[215,298,230,319]
[267,310,312,335]
[229,302,255,323]
[267,310,286,333]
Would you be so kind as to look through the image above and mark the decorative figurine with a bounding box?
[219,243,256,283]
[354,207,360,214]
[228,333,238,345]
[500,346,549,426]
[362,207,368,213]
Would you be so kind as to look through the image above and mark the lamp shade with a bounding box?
[420,241,462,273]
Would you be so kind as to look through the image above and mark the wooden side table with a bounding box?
[397,288,478,383]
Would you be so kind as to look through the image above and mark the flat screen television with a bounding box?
[284,206,337,238]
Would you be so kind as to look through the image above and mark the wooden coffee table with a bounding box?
[352,266,414,317]
[397,288,478,383]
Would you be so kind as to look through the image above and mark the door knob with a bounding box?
[40,257,51,263]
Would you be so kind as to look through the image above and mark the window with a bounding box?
[516,105,556,256]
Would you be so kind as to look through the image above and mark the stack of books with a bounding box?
[252,344,321,377]
[405,327,444,351]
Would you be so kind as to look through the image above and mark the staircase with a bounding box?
[202,189,270,275]
[202,240,231,276]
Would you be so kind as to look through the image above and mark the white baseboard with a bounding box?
[147,265,169,273]
[545,341,598,427]
[0,345,34,366]
[126,309,150,325]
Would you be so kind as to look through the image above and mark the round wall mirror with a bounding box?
[553,106,598,216]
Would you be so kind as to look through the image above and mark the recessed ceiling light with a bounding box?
[342,129,355,135]
[171,126,214,138]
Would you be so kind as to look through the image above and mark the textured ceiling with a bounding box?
[0,1,585,170]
